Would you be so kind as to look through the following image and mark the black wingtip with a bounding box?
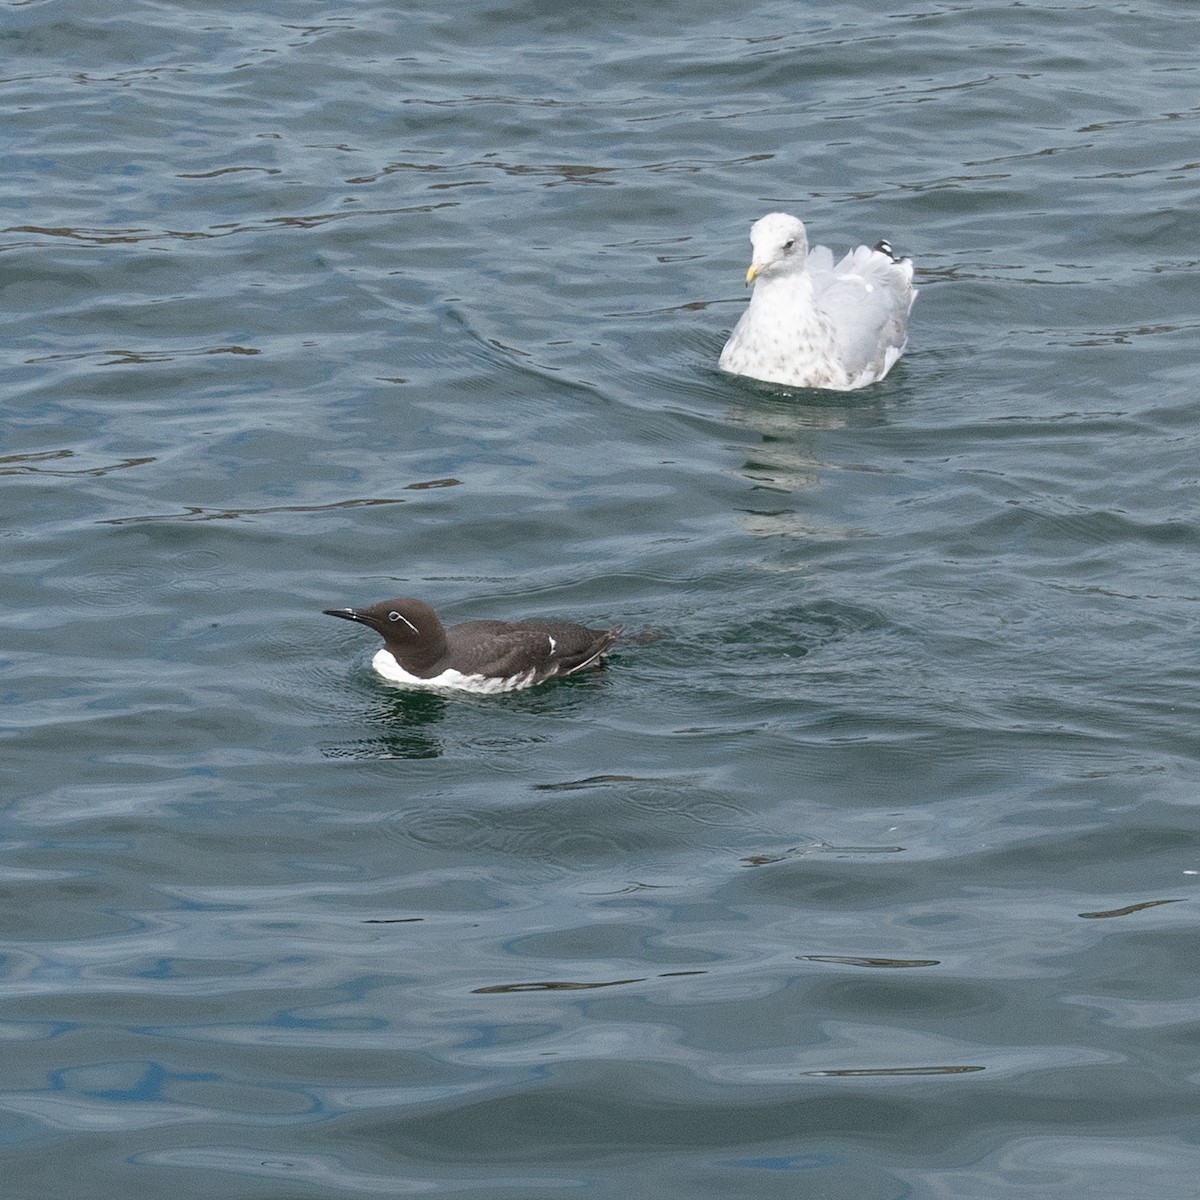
[871,239,906,263]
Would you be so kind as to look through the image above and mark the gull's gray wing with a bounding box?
[809,243,917,383]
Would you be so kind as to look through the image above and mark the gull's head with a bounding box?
[744,212,809,286]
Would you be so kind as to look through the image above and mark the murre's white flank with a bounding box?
[719,212,917,391]
[323,596,622,694]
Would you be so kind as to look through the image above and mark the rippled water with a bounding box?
[4,0,1199,1195]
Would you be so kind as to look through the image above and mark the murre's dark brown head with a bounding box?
[323,597,448,672]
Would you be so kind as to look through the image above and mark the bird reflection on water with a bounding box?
[321,689,449,761]
[319,662,622,761]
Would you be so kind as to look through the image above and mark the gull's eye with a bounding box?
[782,239,795,251]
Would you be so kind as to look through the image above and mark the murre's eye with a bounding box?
[387,610,421,635]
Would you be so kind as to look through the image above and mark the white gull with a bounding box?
[719,212,917,391]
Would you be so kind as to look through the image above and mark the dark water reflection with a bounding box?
[322,690,451,760]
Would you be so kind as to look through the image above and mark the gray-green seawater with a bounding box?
[4,0,1199,1196]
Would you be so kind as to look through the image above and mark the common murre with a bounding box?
[323,596,623,693]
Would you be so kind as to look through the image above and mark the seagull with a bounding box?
[719,212,917,390]
[323,596,622,693]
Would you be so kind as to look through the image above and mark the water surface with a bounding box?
[3,0,1199,1196]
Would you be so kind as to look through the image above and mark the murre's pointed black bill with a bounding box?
[323,607,365,622]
